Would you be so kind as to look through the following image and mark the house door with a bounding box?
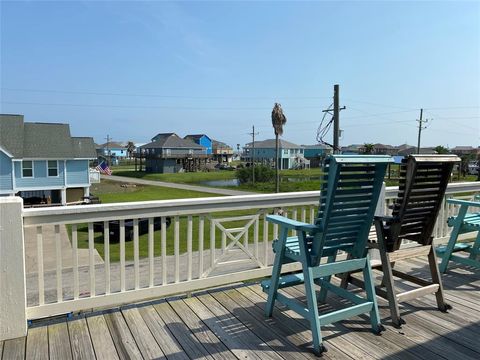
[282,158,289,169]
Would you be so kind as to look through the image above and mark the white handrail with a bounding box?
[10,181,480,323]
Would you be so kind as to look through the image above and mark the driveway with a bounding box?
[103,174,255,196]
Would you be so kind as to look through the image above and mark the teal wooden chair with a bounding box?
[437,198,480,273]
[261,155,392,355]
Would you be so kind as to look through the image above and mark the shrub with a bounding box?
[236,165,275,184]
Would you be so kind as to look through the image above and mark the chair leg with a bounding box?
[304,266,324,355]
[428,247,451,312]
[317,253,337,304]
[265,228,288,317]
[363,255,384,334]
[469,231,480,260]
[379,247,403,327]
[439,205,468,273]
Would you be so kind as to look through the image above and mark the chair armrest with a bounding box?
[374,215,395,222]
[446,198,480,207]
[266,214,321,233]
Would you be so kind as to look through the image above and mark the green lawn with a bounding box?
[112,166,477,193]
[79,168,478,262]
[76,180,290,263]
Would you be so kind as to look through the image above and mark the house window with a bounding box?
[22,160,33,177]
[48,160,58,177]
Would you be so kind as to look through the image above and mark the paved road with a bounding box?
[103,174,255,196]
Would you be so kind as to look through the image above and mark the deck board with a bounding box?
[47,322,72,360]
[5,258,479,359]
[25,326,48,360]
[85,312,119,360]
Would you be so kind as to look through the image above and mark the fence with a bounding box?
[1,181,479,340]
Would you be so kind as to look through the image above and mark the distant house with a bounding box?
[184,134,212,155]
[341,144,363,154]
[303,144,333,167]
[243,139,305,170]
[96,141,128,163]
[139,133,208,173]
[0,114,96,205]
[450,146,478,157]
[396,144,436,156]
[212,140,233,163]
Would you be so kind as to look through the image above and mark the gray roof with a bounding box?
[185,134,211,141]
[72,137,97,158]
[302,143,332,149]
[142,133,205,149]
[0,114,96,159]
[97,141,126,149]
[246,139,301,149]
[212,139,232,149]
[451,146,476,151]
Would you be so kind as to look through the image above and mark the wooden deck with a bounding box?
[1,258,478,359]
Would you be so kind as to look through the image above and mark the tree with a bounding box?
[363,143,375,154]
[434,145,449,154]
[126,141,136,159]
[271,103,287,193]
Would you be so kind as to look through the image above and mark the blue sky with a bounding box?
[1,1,479,148]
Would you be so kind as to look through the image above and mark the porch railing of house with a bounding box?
[1,181,479,340]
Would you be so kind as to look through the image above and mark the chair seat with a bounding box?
[447,213,480,228]
[273,236,352,258]
[436,242,472,254]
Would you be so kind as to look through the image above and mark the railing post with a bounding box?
[375,182,387,217]
[0,197,27,341]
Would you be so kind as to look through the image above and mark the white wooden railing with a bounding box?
[0,182,479,340]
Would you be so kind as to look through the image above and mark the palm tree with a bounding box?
[126,141,136,159]
[271,103,287,193]
[363,143,375,154]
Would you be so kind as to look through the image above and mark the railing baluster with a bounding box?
[263,213,269,267]
[174,216,180,283]
[187,216,193,281]
[210,218,215,273]
[104,221,110,295]
[310,206,315,224]
[36,226,44,305]
[254,216,259,260]
[301,207,306,223]
[148,217,154,288]
[133,219,139,290]
[88,223,94,297]
[55,225,62,302]
[120,219,125,292]
[72,224,79,299]
[221,232,226,255]
[161,216,167,285]
[199,216,204,278]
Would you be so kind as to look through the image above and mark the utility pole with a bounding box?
[322,84,345,154]
[416,109,429,154]
[249,125,259,185]
[105,134,111,165]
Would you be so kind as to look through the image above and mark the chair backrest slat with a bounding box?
[313,155,392,258]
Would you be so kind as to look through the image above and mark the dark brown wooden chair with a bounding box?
[341,154,460,327]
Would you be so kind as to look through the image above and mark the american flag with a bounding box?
[96,161,112,175]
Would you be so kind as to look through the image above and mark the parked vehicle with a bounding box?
[93,217,171,242]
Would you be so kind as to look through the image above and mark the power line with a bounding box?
[0,101,325,111]
[0,87,331,100]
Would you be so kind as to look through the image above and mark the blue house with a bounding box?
[184,134,212,155]
[0,114,97,205]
